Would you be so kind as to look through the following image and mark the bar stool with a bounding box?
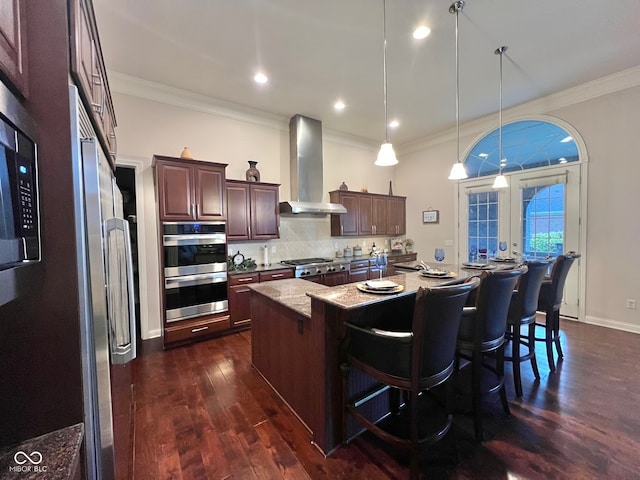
[535,252,581,372]
[342,277,480,480]
[505,260,551,397]
[455,266,526,441]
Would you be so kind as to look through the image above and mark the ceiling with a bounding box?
[93,0,640,146]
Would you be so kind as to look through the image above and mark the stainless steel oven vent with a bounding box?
[279,115,347,215]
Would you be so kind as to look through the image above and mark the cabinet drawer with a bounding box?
[350,259,371,270]
[164,314,230,345]
[229,273,259,286]
[259,269,294,282]
[389,253,417,264]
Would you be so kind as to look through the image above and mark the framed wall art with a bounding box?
[422,209,439,224]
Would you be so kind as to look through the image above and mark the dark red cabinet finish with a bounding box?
[154,156,227,222]
[330,190,406,237]
[0,0,29,97]
[226,180,280,241]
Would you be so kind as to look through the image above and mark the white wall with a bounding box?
[111,84,398,338]
[395,78,640,333]
[113,70,640,338]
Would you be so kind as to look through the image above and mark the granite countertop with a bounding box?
[249,263,472,314]
[249,278,330,317]
[0,423,83,479]
[228,263,295,275]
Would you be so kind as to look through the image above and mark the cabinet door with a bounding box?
[349,268,369,283]
[358,195,373,235]
[387,197,406,235]
[0,0,28,96]
[372,196,388,235]
[157,162,194,221]
[195,164,225,220]
[330,192,359,236]
[250,184,279,239]
[324,271,349,286]
[226,182,251,240]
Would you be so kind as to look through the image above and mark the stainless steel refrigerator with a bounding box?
[70,85,136,480]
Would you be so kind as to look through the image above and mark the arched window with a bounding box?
[459,118,584,318]
[465,120,579,178]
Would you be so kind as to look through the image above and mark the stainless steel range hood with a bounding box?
[279,115,347,215]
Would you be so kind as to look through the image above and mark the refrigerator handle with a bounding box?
[104,216,137,364]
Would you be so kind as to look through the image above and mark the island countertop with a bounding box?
[249,263,472,314]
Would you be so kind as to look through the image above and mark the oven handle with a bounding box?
[163,234,226,246]
[165,272,228,289]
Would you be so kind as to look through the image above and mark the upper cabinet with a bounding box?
[330,190,406,237]
[154,156,227,222]
[226,180,280,241]
[387,196,406,235]
[69,0,117,166]
[0,0,29,97]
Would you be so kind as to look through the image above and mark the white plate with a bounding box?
[365,280,399,290]
[462,263,496,270]
[421,270,456,279]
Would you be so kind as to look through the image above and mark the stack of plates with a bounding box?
[357,280,404,294]
[490,257,516,263]
[420,269,456,279]
[462,263,496,270]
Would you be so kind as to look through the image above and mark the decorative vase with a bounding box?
[246,161,260,182]
[180,147,193,159]
[339,181,348,191]
[388,180,393,195]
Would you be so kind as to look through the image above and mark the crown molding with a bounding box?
[108,71,288,132]
[400,65,640,155]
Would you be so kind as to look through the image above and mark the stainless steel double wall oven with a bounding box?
[162,222,228,322]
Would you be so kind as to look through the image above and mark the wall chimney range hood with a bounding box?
[279,115,347,215]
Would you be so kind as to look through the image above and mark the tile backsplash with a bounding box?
[228,216,402,264]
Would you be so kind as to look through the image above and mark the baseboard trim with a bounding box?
[584,316,640,335]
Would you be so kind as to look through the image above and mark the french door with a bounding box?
[460,164,582,318]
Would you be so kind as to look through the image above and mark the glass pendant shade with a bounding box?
[448,162,468,180]
[375,142,398,166]
[492,173,508,189]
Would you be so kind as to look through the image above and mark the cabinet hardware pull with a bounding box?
[271,274,284,278]
[191,326,209,333]
[238,278,255,282]
[341,225,344,235]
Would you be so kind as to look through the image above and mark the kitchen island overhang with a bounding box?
[248,272,460,454]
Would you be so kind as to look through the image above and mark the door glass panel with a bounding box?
[522,183,565,259]
[467,190,498,261]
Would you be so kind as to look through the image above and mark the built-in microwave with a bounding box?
[0,114,40,270]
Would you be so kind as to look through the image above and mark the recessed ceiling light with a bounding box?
[558,157,568,164]
[479,153,489,158]
[254,72,268,84]
[413,26,431,40]
[560,136,573,143]
[334,101,346,111]
[389,120,399,129]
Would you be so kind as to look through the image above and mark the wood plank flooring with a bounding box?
[131,320,640,479]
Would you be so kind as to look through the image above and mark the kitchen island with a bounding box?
[249,268,466,455]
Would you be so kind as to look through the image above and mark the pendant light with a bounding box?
[492,46,509,189]
[448,1,467,180]
[375,0,398,166]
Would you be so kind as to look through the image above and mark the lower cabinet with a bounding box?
[229,272,260,328]
[164,313,231,345]
[228,268,294,327]
[302,271,350,286]
[349,259,371,282]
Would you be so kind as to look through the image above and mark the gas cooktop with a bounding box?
[280,258,350,278]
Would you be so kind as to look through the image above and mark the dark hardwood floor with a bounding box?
[131,319,640,479]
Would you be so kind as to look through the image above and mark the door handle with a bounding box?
[191,326,209,333]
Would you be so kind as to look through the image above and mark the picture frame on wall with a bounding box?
[423,210,439,224]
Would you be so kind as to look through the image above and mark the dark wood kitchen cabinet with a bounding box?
[0,0,29,97]
[387,196,406,235]
[229,268,294,327]
[349,259,370,282]
[154,156,227,222]
[70,0,118,166]
[226,180,280,240]
[329,191,359,236]
[330,190,406,237]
